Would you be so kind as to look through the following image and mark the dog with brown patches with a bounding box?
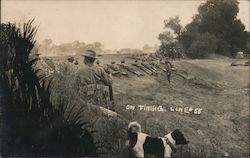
[126,121,189,158]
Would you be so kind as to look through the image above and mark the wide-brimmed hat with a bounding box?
[82,50,96,59]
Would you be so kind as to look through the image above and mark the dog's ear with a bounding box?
[171,129,183,138]
[171,129,190,145]
[173,129,181,133]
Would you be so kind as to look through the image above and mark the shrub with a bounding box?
[0,20,98,156]
[186,32,218,58]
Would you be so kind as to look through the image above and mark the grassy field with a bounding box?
[42,54,249,158]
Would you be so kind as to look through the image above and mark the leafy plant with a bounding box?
[0,20,98,156]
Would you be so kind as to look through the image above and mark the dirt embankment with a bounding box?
[43,54,249,157]
[112,58,249,157]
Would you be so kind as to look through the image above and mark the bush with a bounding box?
[0,20,98,156]
[186,32,218,58]
[179,0,247,58]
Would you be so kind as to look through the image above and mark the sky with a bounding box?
[1,0,250,50]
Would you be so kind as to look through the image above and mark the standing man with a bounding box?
[172,47,176,60]
[177,47,183,60]
[165,60,173,84]
[75,50,113,109]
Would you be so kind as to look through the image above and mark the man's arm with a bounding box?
[100,67,114,102]
[100,67,113,86]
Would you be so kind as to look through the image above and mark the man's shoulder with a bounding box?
[76,65,105,73]
[75,66,88,74]
[92,65,105,72]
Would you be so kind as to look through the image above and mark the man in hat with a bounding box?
[62,56,79,75]
[165,60,173,84]
[75,50,113,108]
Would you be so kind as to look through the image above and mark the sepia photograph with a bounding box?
[0,0,249,157]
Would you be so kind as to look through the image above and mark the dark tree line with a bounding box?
[159,0,248,58]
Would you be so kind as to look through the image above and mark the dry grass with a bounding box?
[38,53,250,157]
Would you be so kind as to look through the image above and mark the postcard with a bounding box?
[1,0,249,157]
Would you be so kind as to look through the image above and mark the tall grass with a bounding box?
[0,20,98,156]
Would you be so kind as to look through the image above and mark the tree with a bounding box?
[246,32,250,53]
[72,40,81,49]
[158,16,183,57]
[142,44,150,51]
[187,32,218,58]
[158,31,176,57]
[42,38,52,47]
[164,16,183,38]
[158,31,176,45]
[179,16,201,51]
[180,0,247,58]
[38,39,53,55]
[93,42,104,52]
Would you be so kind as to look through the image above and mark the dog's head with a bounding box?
[170,129,190,145]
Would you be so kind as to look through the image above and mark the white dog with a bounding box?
[126,121,189,158]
